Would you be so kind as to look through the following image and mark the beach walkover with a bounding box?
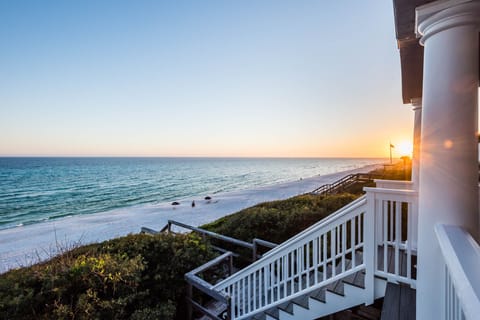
[309,172,383,196]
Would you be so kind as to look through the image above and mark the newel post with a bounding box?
[364,190,376,304]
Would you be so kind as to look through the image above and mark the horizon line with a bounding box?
[0,155,390,159]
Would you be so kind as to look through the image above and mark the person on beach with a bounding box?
[192,200,195,207]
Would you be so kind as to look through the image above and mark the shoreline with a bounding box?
[0,163,383,273]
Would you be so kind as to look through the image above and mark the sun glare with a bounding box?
[396,141,413,157]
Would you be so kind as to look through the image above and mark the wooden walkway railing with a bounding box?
[185,251,234,320]
[141,220,278,320]
[310,173,382,195]
[142,220,277,262]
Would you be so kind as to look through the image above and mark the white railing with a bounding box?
[210,185,418,319]
[261,196,367,259]
[374,179,413,190]
[435,224,480,320]
[365,187,418,287]
[213,196,370,319]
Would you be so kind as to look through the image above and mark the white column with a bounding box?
[411,98,422,188]
[415,1,480,319]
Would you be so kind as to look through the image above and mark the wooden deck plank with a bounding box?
[380,282,416,320]
[399,285,416,320]
[380,282,400,320]
[352,270,365,288]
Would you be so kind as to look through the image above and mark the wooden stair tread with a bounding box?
[309,287,327,302]
[251,312,267,320]
[343,271,365,289]
[380,282,416,320]
[196,299,227,320]
[325,263,346,296]
[264,306,280,319]
[291,294,310,309]
[278,300,294,314]
[357,305,382,320]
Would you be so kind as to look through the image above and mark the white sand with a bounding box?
[0,164,383,273]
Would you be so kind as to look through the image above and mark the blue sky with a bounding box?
[0,0,414,157]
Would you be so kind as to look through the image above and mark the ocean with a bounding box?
[0,157,383,230]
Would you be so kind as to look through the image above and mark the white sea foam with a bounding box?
[0,164,383,273]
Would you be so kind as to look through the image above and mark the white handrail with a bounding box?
[213,197,368,319]
[214,195,366,289]
[374,179,413,190]
[363,187,417,198]
[260,195,367,258]
[435,224,480,320]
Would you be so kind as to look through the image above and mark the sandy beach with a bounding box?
[0,163,382,273]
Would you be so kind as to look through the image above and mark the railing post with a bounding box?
[228,255,233,276]
[187,283,193,320]
[226,296,232,320]
[364,190,376,304]
[168,221,172,233]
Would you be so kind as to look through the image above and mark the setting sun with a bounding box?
[396,141,413,157]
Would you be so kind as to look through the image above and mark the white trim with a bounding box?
[435,224,480,319]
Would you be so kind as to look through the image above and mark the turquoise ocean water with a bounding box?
[0,157,384,230]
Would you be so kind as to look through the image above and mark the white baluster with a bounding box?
[395,201,401,276]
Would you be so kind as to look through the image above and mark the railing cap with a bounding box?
[435,224,480,319]
[364,186,417,196]
[373,179,413,184]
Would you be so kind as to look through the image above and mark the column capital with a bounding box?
[415,0,480,45]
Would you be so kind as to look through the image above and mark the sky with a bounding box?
[0,0,415,158]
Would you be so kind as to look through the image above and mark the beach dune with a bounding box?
[0,164,382,273]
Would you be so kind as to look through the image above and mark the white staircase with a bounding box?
[190,186,419,320]
[252,253,368,320]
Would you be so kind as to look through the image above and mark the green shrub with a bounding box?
[0,233,214,320]
[130,302,176,320]
[202,193,359,244]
